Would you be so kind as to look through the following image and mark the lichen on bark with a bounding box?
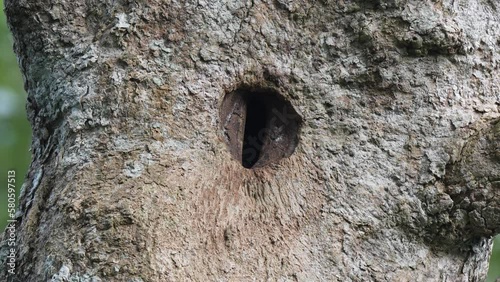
[1,0,500,281]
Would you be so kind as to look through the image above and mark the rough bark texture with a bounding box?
[1,0,500,281]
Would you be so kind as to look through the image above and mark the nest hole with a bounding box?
[220,86,302,169]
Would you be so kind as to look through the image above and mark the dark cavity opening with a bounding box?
[220,85,302,169]
[242,98,268,168]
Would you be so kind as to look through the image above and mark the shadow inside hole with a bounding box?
[220,86,302,169]
[242,97,268,168]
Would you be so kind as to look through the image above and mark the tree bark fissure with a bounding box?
[1,0,500,281]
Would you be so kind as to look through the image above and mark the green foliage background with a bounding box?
[0,0,498,280]
[0,0,32,228]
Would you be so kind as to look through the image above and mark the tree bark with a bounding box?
[1,0,500,281]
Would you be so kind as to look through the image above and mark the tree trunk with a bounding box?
[1,0,500,281]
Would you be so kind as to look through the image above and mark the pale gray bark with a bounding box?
[1,0,500,281]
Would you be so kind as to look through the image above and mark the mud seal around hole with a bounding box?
[220,85,302,169]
